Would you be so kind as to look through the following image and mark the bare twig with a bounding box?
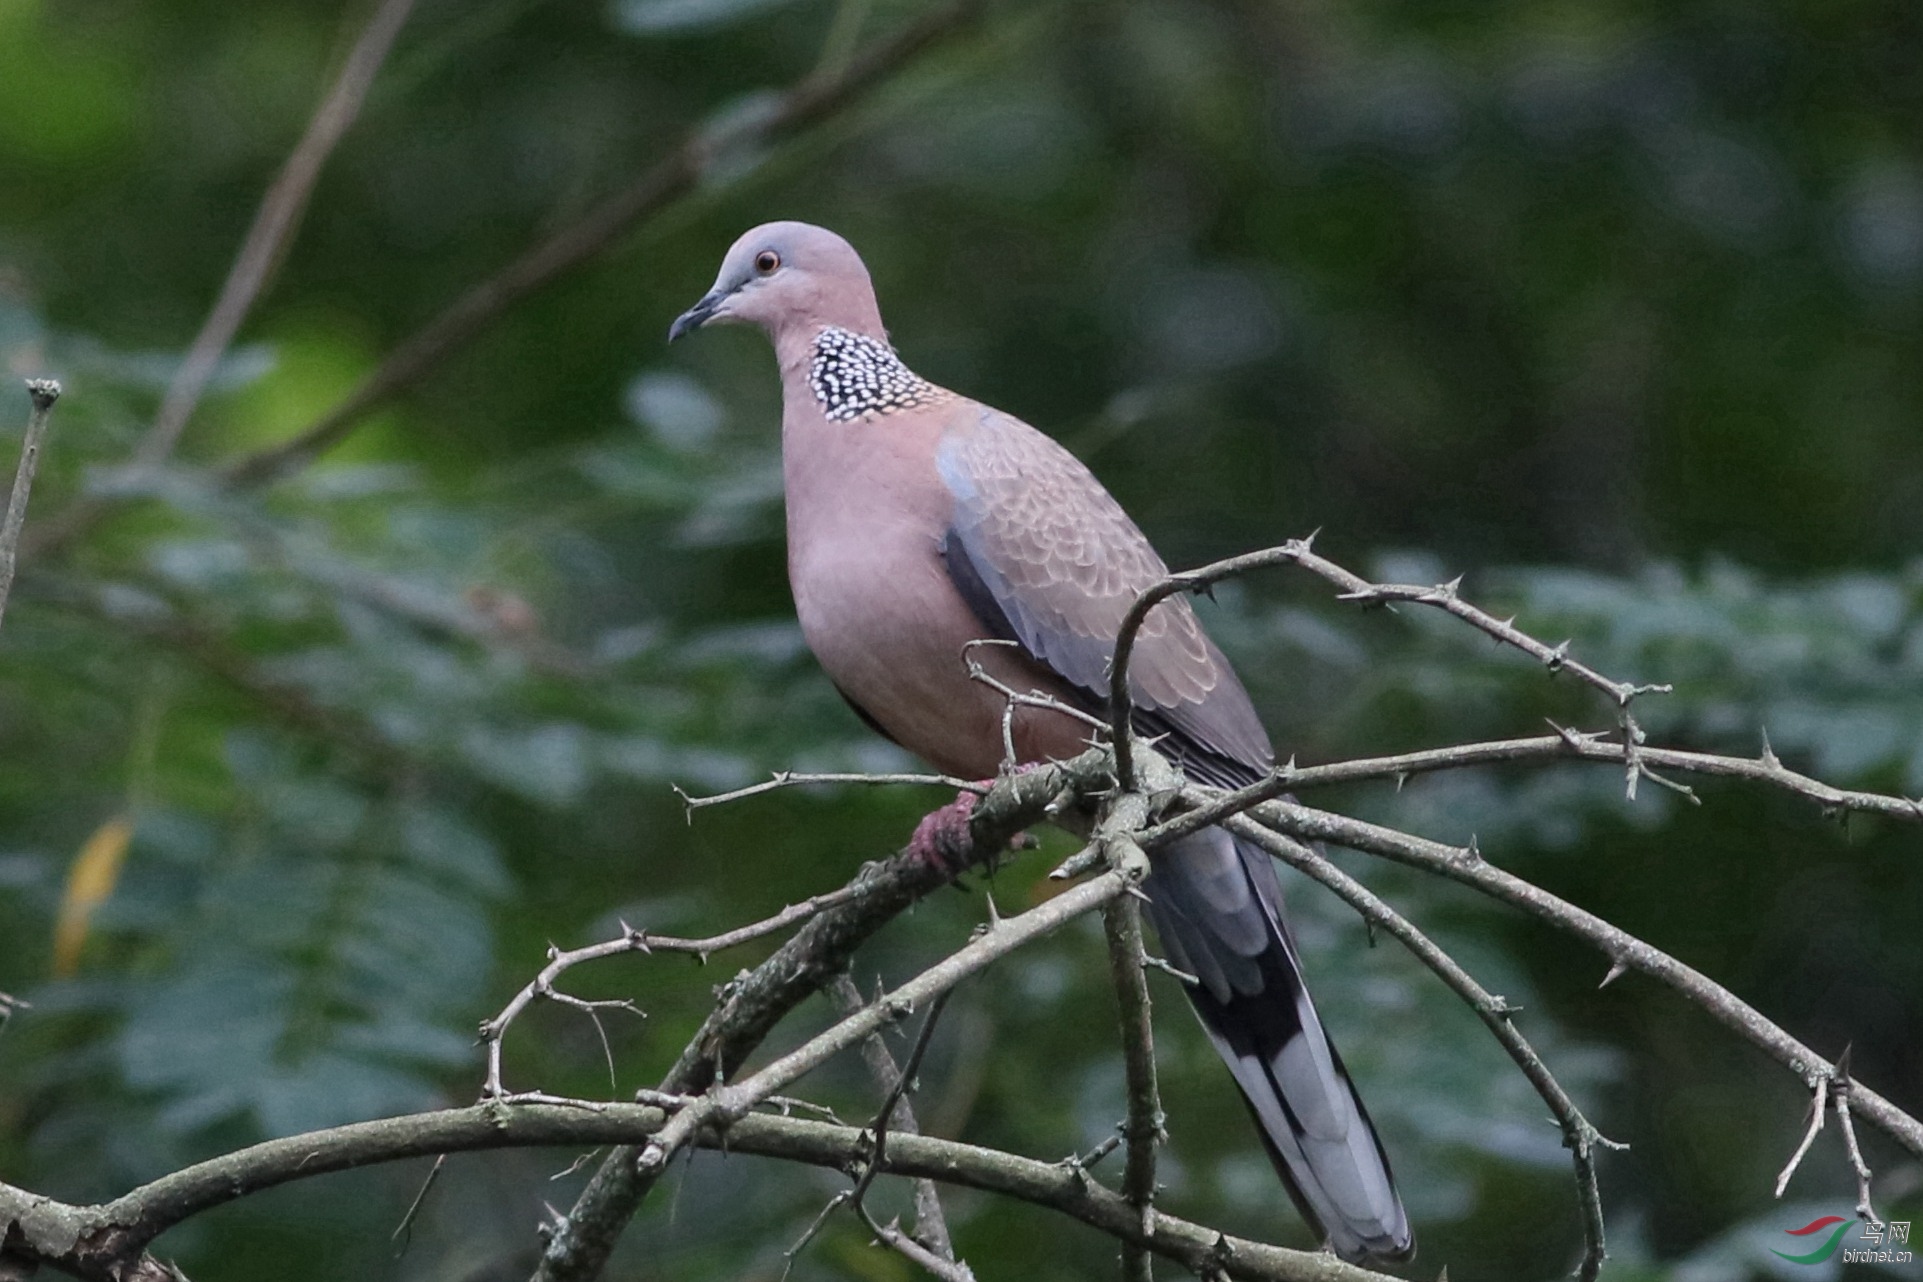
[852,1209,977,1282]
[1225,818,1623,1282]
[677,771,983,813]
[0,379,61,632]
[963,649,1112,738]
[222,0,987,489]
[1773,1074,1828,1198]
[479,887,878,1098]
[1831,1052,1883,1227]
[1773,1052,1885,1226]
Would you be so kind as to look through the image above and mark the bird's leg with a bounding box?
[906,789,981,874]
[906,764,1048,875]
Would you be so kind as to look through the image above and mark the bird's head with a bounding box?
[668,221,885,344]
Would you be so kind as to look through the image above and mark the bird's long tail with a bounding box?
[1142,825,1414,1264]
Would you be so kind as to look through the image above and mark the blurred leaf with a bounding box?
[51,814,132,978]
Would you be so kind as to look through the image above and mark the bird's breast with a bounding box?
[781,421,1090,777]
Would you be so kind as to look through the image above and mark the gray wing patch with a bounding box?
[935,406,1272,771]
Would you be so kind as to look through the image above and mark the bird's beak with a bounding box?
[668,290,726,342]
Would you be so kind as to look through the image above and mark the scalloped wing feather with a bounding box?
[935,403,1273,771]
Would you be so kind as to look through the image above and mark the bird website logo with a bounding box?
[1772,1214,1914,1266]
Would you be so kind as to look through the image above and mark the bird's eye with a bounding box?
[754,250,781,275]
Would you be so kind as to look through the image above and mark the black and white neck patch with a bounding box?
[808,326,945,420]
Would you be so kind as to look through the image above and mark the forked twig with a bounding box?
[479,889,872,1098]
[830,975,957,1262]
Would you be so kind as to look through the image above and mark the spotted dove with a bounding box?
[670,221,1414,1263]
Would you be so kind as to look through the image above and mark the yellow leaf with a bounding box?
[52,814,133,978]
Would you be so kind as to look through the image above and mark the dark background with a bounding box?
[1,1,1920,1278]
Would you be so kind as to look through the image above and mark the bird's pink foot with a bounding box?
[907,789,981,873]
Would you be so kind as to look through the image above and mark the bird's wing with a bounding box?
[934,402,1272,774]
[934,401,1412,1262]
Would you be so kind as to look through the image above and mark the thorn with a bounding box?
[1461,835,1483,864]
[1395,771,1409,793]
[1545,718,1586,748]
[1544,640,1571,673]
[1438,574,1463,597]
[1599,958,1628,989]
[1760,727,1781,770]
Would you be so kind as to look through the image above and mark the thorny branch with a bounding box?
[1832,1057,1883,1229]
[1110,534,1673,792]
[1091,760,1168,1282]
[0,1100,1400,1282]
[1170,731,1923,831]
[1107,535,1922,1259]
[1102,897,1163,1282]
